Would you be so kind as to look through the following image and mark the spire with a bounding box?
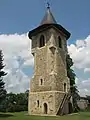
[40,2,57,25]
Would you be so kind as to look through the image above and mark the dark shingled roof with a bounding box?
[28,7,71,40]
[40,7,57,25]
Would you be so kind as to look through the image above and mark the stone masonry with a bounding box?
[28,6,71,116]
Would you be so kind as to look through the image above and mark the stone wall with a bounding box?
[77,99,88,110]
[28,91,55,115]
[28,91,68,115]
[29,27,70,116]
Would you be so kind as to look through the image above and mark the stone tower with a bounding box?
[28,6,71,116]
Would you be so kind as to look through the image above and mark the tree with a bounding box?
[66,54,80,112]
[86,95,90,104]
[0,90,28,112]
[0,50,7,103]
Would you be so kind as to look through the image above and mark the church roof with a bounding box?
[40,7,57,25]
[28,6,71,40]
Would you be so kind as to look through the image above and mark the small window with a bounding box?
[39,35,45,47]
[58,36,62,48]
[64,83,66,92]
[40,79,43,85]
[37,100,39,107]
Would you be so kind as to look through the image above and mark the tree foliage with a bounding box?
[0,50,7,103]
[66,54,80,111]
[0,90,29,112]
[86,95,90,104]
[66,54,75,86]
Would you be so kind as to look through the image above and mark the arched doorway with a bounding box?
[44,103,48,114]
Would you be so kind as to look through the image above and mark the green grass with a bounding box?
[0,111,90,120]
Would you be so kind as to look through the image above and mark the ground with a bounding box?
[0,111,90,120]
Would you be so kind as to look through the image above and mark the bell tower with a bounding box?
[28,5,71,116]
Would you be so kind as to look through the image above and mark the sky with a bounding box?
[0,0,90,96]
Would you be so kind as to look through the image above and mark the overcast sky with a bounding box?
[0,0,90,96]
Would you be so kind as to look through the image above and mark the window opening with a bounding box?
[58,36,62,48]
[37,100,39,107]
[39,35,45,47]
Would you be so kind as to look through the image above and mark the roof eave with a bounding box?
[28,24,71,40]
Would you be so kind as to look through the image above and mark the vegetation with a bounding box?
[0,49,28,112]
[86,96,90,103]
[0,111,90,120]
[0,90,29,112]
[86,96,90,110]
[66,54,80,112]
[0,50,7,104]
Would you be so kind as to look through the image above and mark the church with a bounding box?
[28,4,71,116]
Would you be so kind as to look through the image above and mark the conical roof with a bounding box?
[28,6,71,40]
[40,7,57,25]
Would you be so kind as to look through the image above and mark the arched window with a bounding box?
[64,83,66,92]
[58,36,62,48]
[39,35,45,47]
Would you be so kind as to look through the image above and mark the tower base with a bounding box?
[28,91,70,116]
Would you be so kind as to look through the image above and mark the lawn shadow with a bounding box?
[0,113,14,118]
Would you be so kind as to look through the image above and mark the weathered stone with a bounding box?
[28,7,71,116]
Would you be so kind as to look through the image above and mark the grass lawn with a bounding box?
[0,111,90,120]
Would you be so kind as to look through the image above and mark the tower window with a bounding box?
[37,100,39,107]
[40,79,43,85]
[64,83,67,92]
[39,35,45,47]
[58,36,62,48]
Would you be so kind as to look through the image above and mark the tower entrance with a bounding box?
[44,103,48,114]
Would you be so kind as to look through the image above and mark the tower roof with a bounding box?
[28,5,71,40]
[40,6,57,25]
